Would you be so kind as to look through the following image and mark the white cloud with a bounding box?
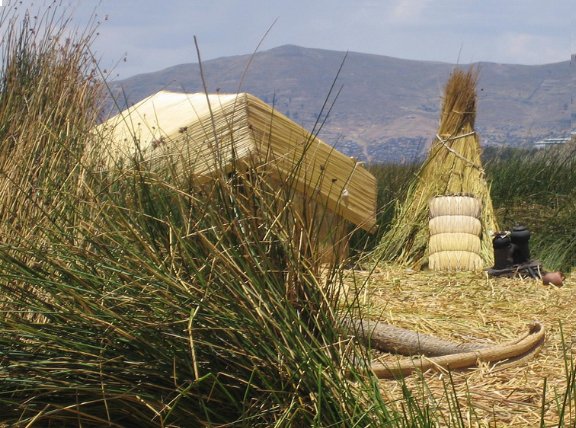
[494,32,571,64]
[387,0,434,24]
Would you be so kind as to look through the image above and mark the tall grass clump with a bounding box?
[0,163,391,426]
[485,142,576,271]
[350,161,420,257]
[0,2,102,243]
[0,3,404,426]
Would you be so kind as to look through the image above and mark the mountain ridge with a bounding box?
[107,45,574,163]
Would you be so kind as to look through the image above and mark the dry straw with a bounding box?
[374,67,498,269]
[429,215,482,235]
[350,266,576,426]
[429,233,481,253]
[428,195,483,270]
[428,250,484,271]
[429,194,482,218]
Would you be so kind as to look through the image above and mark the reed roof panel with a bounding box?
[97,90,376,231]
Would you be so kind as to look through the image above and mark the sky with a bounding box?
[12,0,576,79]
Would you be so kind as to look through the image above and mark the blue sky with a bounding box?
[36,0,576,78]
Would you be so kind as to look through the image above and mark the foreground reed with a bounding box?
[0,3,392,425]
[0,166,385,425]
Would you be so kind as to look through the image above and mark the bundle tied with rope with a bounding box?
[374,66,498,270]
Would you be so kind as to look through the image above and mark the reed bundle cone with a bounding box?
[374,67,498,269]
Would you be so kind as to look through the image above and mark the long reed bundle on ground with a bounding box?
[374,67,498,269]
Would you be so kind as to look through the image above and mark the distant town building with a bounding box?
[533,137,571,149]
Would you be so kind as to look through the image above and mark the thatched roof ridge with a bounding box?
[96,90,377,232]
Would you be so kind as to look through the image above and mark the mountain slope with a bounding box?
[107,45,573,163]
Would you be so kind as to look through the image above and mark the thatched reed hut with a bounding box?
[374,68,498,270]
[96,90,377,265]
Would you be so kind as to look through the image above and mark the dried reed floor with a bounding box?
[346,265,575,427]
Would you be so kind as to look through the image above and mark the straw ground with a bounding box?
[345,264,576,426]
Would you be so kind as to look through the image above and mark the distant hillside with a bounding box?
[107,45,573,163]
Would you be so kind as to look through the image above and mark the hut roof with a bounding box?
[96,90,377,232]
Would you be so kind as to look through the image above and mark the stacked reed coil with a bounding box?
[428,195,483,271]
